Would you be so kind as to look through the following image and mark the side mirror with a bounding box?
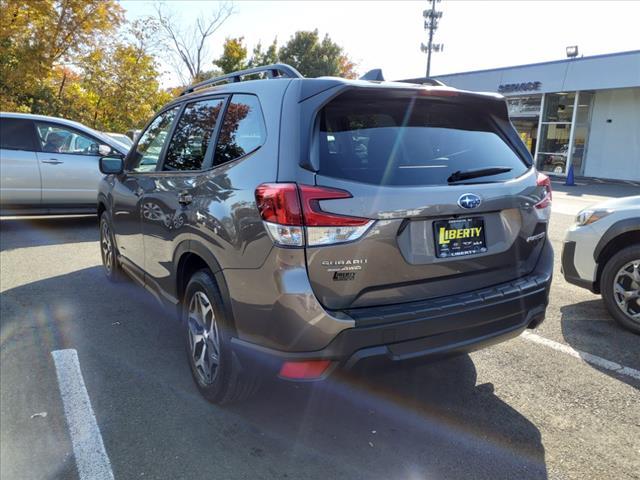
[99,156,124,175]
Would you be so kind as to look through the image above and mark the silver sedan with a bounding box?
[0,112,130,215]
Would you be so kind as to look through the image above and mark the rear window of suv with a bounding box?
[316,90,528,186]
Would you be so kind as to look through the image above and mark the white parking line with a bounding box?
[52,349,115,480]
[522,331,640,381]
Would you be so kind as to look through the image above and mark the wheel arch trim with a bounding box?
[173,240,236,328]
[594,218,640,261]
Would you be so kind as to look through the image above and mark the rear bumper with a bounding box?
[232,240,553,376]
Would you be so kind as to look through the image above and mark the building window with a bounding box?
[508,95,542,158]
[507,95,542,117]
[542,92,576,122]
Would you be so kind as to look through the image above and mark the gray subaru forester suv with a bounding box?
[97,64,553,403]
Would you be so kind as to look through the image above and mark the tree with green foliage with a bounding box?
[0,1,171,131]
[0,0,124,113]
[214,37,248,74]
[213,36,279,74]
[64,19,172,131]
[247,38,279,68]
[213,32,355,78]
[278,30,356,78]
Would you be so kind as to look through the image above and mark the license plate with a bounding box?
[434,217,487,258]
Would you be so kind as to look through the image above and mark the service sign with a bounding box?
[498,81,542,94]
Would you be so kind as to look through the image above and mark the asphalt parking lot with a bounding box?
[1,179,639,480]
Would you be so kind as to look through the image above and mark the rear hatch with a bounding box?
[303,87,551,311]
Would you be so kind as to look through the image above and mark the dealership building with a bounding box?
[425,50,640,182]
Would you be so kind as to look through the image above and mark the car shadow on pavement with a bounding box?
[0,215,97,252]
[560,299,640,389]
[228,354,549,480]
[0,266,548,480]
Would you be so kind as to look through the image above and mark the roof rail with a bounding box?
[180,63,304,96]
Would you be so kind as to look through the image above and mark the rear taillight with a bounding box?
[298,185,369,226]
[255,183,304,246]
[255,183,374,247]
[254,183,302,225]
[535,173,552,209]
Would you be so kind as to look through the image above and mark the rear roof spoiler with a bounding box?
[360,69,385,81]
[360,69,445,87]
[396,77,446,86]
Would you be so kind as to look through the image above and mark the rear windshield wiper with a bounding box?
[447,167,512,184]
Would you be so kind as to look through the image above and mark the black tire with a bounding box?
[99,213,125,282]
[182,269,262,403]
[601,245,640,334]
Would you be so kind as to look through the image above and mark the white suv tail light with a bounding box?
[535,172,552,209]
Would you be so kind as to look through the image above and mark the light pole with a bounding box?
[421,0,444,77]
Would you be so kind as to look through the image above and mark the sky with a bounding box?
[120,0,640,87]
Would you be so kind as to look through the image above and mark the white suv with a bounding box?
[562,196,640,333]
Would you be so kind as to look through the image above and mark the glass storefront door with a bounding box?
[534,91,594,176]
[536,92,575,174]
[570,92,594,176]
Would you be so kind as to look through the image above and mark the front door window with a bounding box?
[129,107,179,172]
[36,123,102,155]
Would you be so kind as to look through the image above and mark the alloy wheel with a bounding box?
[187,291,221,384]
[101,220,113,275]
[612,259,640,324]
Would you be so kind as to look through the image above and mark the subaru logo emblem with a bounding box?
[458,193,481,209]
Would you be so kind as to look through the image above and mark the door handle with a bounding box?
[42,159,63,165]
[178,191,193,206]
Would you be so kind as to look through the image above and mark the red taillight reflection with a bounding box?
[419,88,460,97]
[535,172,552,209]
[279,360,332,379]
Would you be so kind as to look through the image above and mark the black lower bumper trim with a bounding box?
[561,240,597,292]
[232,240,553,374]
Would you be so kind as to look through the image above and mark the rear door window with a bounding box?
[0,118,37,151]
[214,94,266,167]
[163,98,225,171]
[317,91,528,186]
